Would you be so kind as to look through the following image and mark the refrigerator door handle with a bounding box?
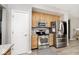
[62,22,64,34]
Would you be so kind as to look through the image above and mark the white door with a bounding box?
[11,10,29,55]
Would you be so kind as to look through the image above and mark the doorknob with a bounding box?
[12,32,14,34]
[24,34,27,36]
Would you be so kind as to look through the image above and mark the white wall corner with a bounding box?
[2,8,7,44]
[63,13,69,46]
[27,50,32,54]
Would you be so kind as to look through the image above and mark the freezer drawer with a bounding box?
[55,42,67,48]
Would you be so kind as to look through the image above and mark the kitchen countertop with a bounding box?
[0,44,13,55]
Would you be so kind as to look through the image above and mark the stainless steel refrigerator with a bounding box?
[51,20,67,48]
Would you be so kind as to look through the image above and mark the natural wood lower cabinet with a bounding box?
[31,34,38,49]
[31,33,54,49]
[48,33,54,46]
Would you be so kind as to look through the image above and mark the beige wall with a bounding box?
[70,16,79,40]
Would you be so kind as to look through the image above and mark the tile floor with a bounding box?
[30,40,79,55]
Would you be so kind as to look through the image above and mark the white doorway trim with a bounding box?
[11,9,31,54]
[0,5,7,45]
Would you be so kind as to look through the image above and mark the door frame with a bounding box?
[11,9,32,54]
[0,4,7,45]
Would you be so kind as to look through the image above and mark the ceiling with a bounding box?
[45,4,79,18]
[7,4,79,18]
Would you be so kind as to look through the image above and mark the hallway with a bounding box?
[31,40,79,55]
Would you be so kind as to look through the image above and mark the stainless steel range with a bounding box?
[35,27,49,49]
[38,35,49,49]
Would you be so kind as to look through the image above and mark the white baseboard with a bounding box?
[70,37,76,40]
[27,50,32,54]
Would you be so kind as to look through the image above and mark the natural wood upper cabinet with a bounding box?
[32,12,60,27]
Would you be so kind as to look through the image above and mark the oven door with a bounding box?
[38,36,49,49]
